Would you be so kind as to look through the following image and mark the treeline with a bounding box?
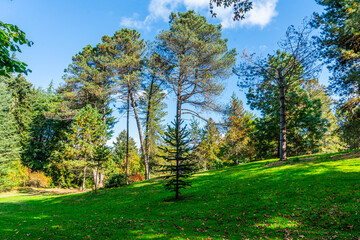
[1,0,359,192]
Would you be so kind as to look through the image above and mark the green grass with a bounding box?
[1,150,360,239]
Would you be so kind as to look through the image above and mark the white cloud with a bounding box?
[147,0,208,21]
[182,0,209,10]
[147,0,181,22]
[259,44,268,51]
[214,0,279,28]
[120,0,278,30]
[120,13,150,30]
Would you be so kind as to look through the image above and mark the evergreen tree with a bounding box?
[113,130,143,176]
[4,74,36,161]
[336,100,360,150]
[24,87,69,171]
[156,10,236,148]
[189,118,203,168]
[303,79,343,152]
[59,44,116,123]
[100,29,145,184]
[313,1,360,149]
[314,0,360,98]
[222,94,255,164]
[247,73,327,158]
[59,44,116,187]
[197,119,222,170]
[160,119,194,200]
[139,52,168,179]
[0,83,21,190]
[235,22,321,161]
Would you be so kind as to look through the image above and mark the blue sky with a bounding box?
[1,0,326,145]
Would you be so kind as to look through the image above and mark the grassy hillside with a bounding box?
[1,151,360,239]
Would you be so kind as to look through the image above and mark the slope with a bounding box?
[0,151,360,239]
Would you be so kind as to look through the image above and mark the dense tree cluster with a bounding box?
[0,1,359,199]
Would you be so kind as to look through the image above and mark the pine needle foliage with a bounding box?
[159,119,195,200]
[0,83,21,190]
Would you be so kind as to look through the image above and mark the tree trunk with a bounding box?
[82,165,87,191]
[144,78,155,180]
[129,90,149,180]
[278,73,287,161]
[98,172,104,188]
[126,90,130,185]
[92,168,99,192]
[98,103,107,188]
[175,90,182,200]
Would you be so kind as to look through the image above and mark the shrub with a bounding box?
[26,169,52,188]
[6,161,28,189]
[129,174,145,183]
[105,174,126,188]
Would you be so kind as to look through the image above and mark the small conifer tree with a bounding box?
[160,119,195,200]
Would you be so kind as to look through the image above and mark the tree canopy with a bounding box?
[0,22,32,77]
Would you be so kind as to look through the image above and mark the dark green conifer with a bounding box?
[0,83,21,190]
[160,119,195,200]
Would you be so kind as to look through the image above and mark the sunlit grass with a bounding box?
[0,150,359,239]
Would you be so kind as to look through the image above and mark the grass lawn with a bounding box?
[1,150,360,239]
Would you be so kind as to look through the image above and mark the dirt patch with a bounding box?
[265,161,287,167]
[0,187,89,198]
[329,151,360,160]
[264,151,360,168]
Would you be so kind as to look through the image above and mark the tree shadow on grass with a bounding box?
[0,159,359,239]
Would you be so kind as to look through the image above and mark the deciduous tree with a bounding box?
[0,21,32,77]
[62,105,107,191]
[209,0,253,20]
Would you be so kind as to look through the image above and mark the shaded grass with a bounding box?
[1,151,360,239]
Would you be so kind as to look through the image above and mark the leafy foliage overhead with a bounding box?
[0,22,33,77]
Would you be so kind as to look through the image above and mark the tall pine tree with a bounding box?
[100,29,145,183]
[139,52,168,179]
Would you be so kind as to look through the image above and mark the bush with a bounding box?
[105,174,126,188]
[129,174,145,183]
[5,161,27,189]
[26,169,52,188]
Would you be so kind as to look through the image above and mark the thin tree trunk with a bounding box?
[82,165,87,191]
[92,168,99,192]
[126,89,130,185]
[98,103,107,188]
[175,90,182,200]
[143,78,155,180]
[129,90,149,180]
[278,73,287,161]
[99,173,104,188]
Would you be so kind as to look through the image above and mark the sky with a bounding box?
[1,0,326,146]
